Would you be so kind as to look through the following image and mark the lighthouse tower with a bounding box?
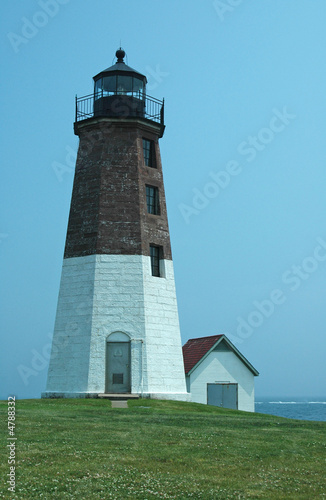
[43,49,189,400]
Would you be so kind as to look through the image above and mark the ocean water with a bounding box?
[255,397,326,422]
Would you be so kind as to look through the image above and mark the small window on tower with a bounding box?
[142,138,156,168]
[150,245,163,277]
[146,185,160,215]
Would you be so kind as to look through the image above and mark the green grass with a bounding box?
[1,399,326,499]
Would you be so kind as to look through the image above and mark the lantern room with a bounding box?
[74,48,165,137]
[93,48,147,117]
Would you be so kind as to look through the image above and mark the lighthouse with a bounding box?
[43,48,189,400]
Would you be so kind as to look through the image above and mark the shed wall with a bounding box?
[188,350,255,412]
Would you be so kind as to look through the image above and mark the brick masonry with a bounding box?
[65,118,172,259]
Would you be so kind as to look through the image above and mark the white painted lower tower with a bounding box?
[44,254,188,399]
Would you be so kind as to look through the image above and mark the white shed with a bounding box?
[183,335,259,412]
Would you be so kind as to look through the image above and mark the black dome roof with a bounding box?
[93,48,147,83]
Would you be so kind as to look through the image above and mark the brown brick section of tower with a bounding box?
[64,117,172,260]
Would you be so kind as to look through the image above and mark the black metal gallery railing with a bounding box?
[75,91,164,128]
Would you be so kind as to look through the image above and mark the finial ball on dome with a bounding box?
[116,48,125,62]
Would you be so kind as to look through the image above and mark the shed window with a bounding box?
[143,139,156,168]
[146,185,160,215]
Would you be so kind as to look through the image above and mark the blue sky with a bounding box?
[1,0,326,399]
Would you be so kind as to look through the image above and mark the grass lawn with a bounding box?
[1,398,326,499]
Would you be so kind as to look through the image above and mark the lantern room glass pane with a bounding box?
[103,76,116,93]
[94,78,103,99]
[133,77,144,94]
[117,75,133,94]
[94,75,145,99]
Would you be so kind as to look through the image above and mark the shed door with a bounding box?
[106,342,131,393]
[207,383,238,410]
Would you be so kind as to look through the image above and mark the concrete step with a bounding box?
[111,400,128,408]
[97,393,140,400]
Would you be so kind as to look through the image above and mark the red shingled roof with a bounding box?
[182,335,223,374]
